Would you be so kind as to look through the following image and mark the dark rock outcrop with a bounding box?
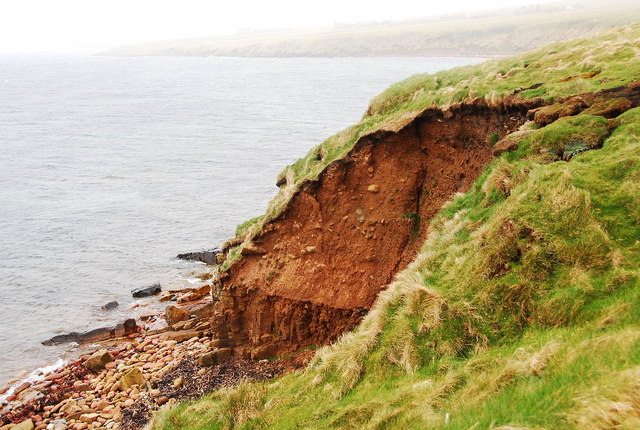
[131,283,161,298]
[176,249,221,265]
[101,301,119,311]
[42,319,137,345]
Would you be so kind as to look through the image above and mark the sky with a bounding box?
[0,0,561,53]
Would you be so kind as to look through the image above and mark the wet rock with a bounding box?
[118,367,144,391]
[41,333,79,346]
[76,327,114,343]
[85,349,114,372]
[176,249,220,265]
[13,381,31,395]
[165,305,189,325]
[114,319,138,338]
[43,318,138,345]
[131,282,161,298]
[101,301,119,311]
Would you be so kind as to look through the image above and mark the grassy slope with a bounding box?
[231,23,640,261]
[151,25,640,429]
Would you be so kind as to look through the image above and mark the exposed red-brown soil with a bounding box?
[211,97,546,359]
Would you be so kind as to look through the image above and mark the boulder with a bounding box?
[165,305,190,325]
[118,367,145,390]
[251,343,278,360]
[85,349,114,372]
[196,347,232,367]
[176,249,220,265]
[114,318,138,337]
[131,282,162,298]
[101,301,119,311]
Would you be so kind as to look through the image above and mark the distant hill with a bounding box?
[104,1,640,57]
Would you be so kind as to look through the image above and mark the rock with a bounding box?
[159,293,176,302]
[76,327,113,344]
[131,282,161,298]
[160,330,202,343]
[118,367,144,391]
[157,396,169,406]
[165,305,189,325]
[101,301,119,311]
[251,344,278,360]
[41,333,79,346]
[12,419,34,430]
[13,381,31,395]
[0,386,8,395]
[367,184,380,193]
[85,349,114,372]
[114,319,137,338]
[50,420,66,430]
[240,244,267,256]
[195,284,211,295]
[79,413,99,423]
[177,292,203,304]
[172,377,183,388]
[196,347,232,367]
[176,249,220,265]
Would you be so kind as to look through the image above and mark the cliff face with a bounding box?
[210,98,542,359]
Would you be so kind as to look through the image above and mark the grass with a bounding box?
[151,25,640,429]
[223,22,640,272]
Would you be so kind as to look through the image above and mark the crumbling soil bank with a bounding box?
[212,97,544,359]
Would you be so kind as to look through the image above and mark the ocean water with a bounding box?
[0,55,484,383]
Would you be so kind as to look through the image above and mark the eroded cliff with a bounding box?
[210,98,545,359]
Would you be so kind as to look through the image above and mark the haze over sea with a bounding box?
[0,55,484,383]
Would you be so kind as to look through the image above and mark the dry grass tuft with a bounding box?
[566,367,640,429]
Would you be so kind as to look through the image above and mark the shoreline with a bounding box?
[0,252,290,429]
[0,276,309,429]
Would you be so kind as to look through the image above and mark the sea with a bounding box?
[0,54,485,384]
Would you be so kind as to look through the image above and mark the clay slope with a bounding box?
[210,97,544,359]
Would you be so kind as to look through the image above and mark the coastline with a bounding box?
[0,260,309,429]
